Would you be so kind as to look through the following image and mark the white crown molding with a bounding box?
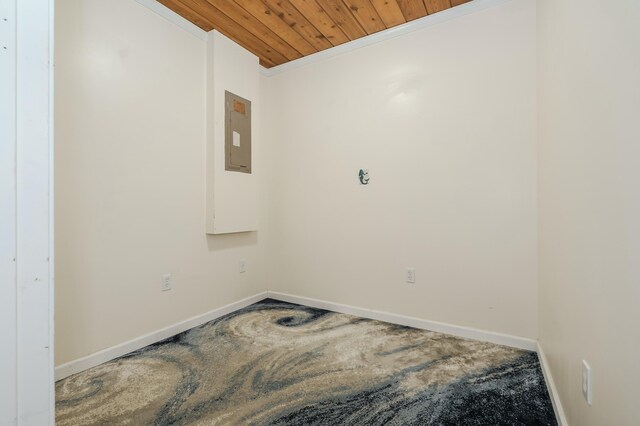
[134,0,207,42]
[134,0,513,76]
[260,0,514,77]
[267,291,538,351]
[537,342,570,426]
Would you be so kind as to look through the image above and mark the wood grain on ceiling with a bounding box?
[157,0,473,68]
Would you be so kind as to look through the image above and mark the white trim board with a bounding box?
[57,290,539,381]
[0,0,18,420]
[135,0,516,76]
[134,0,207,41]
[537,343,569,426]
[54,292,268,381]
[12,0,56,422]
[260,0,514,76]
[267,291,537,351]
[54,291,562,422]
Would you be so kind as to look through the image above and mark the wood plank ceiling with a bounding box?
[157,0,473,68]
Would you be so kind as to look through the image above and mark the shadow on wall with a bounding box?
[206,231,258,252]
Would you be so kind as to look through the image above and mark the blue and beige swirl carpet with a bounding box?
[56,299,557,425]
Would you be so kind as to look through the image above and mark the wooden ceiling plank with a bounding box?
[369,0,406,28]
[157,0,214,31]
[232,0,317,56]
[318,0,367,40]
[395,0,427,21]
[170,0,285,67]
[205,0,302,61]
[261,0,334,52]
[288,0,350,46]
[158,0,471,67]
[341,0,386,35]
[423,0,452,14]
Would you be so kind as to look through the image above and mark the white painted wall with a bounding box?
[51,0,640,423]
[537,0,640,424]
[206,31,261,234]
[55,0,268,366]
[265,0,538,339]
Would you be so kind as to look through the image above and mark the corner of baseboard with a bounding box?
[55,288,566,426]
[266,291,537,351]
[55,291,268,381]
[536,342,569,426]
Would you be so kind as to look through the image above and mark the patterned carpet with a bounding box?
[56,299,557,425]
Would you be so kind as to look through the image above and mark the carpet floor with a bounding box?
[56,299,557,425]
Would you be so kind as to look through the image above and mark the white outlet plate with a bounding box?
[406,267,415,284]
[239,259,247,274]
[161,273,172,291]
[582,360,592,405]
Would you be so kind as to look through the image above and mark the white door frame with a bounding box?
[0,0,55,424]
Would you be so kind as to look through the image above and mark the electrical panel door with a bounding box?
[225,91,251,173]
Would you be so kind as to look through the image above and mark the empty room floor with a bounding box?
[56,299,556,425]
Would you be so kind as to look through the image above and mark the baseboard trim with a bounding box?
[266,291,537,351]
[54,291,268,381]
[537,342,569,426]
[56,290,564,423]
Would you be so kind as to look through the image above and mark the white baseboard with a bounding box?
[55,290,537,381]
[266,291,537,351]
[57,290,564,422]
[537,342,569,426]
[54,291,268,381]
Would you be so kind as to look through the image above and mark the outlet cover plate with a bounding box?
[161,273,172,291]
[406,267,415,284]
[582,360,592,405]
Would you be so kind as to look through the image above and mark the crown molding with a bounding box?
[134,0,514,77]
[260,0,513,77]
[134,0,207,41]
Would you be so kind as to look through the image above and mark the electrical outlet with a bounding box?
[161,273,172,291]
[406,267,415,284]
[239,259,247,274]
[582,360,592,405]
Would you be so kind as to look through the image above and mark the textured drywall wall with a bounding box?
[55,0,268,365]
[538,0,640,424]
[265,0,538,339]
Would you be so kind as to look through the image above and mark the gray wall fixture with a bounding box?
[225,91,252,173]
